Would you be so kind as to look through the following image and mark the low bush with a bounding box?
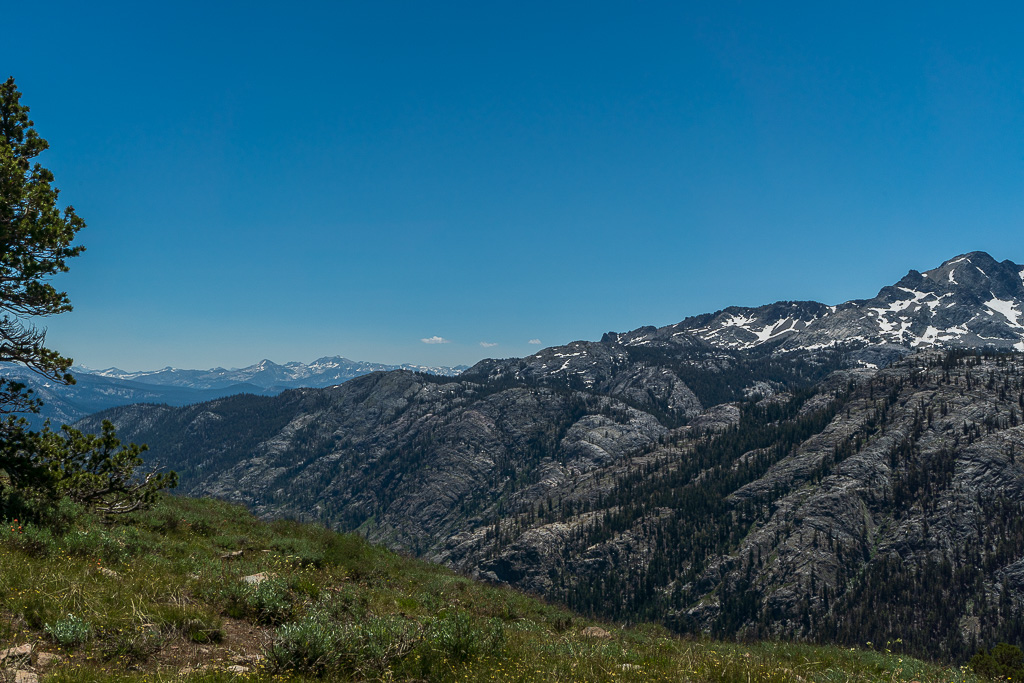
[62,525,143,565]
[267,613,341,677]
[44,613,91,646]
[269,612,421,678]
[149,603,224,643]
[426,609,504,664]
[222,577,295,625]
[970,642,1024,679]
[0,519,57,557]
[95,625,162,663]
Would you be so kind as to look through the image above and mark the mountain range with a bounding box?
[1,356,467,428]
[75,251,1024,661]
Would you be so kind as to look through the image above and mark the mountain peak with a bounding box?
[606,251,1024,355]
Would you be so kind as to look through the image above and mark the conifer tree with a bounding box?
[0,76,84,415]
[0,77,174,512]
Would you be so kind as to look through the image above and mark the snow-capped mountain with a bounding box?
[609,251,1024,355]
[79,356,467,391]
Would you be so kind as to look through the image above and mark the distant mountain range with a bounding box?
[80,357,467,391]
[79,251,1024,660]
[1,356,467,428]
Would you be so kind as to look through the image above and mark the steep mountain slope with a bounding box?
[79,345,848,551]
[456,350,1024,660]
[76,251,1024,660]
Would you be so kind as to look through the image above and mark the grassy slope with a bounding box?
[0,495,986,682]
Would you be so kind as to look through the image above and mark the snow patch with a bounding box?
[722,314,757,327]
[752,318,796,343]
[984,298,1024,329]
[912,326,943,347]
[948,269,957,284]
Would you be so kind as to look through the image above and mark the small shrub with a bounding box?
[341,614,421,675]
[271,535,325,568]
[426,609,504,664]
[1,520,57,557]
[223,577,294,625]
[268,613,420,678]
[96,625,162,663]
[62,525,143,565]
[268,614,341,677]
[150,603,224,643]
[971,642,1024,679]
[45,613,91,646]
[316,585,368,621]
[190,519,213,536]
[21,590,57,630]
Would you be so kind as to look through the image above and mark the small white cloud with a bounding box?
[480,341,498,348]
[421,336,451,344]
[528,339,542,345]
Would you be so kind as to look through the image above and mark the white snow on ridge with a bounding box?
[1020,268,1024,284]
[912,326,943,346]
[867,289,945,333]
[752,318,796,343]
[722,314,757,328]
[948,269,957,284]
[897,287,930,301]
[984,298,1024,329]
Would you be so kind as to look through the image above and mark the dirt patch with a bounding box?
[146,618,272,673]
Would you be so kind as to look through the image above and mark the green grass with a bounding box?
[0,495,992,681]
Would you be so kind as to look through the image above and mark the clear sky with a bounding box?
[4,2,1023,370]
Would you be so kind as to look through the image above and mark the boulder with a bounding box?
[241,572,270,585]
[581,626,611,639]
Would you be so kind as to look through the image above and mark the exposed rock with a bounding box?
[34,652,61,668]
[241,572,270,585]
[0,644,31,664]
[99,567,119,578]
[581,626,611,638]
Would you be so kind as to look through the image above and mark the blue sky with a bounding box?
[4,2,1023,370]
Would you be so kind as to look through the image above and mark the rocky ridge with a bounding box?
[608,251,1024,355]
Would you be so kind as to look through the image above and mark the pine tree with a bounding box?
[1,76,85,414]
[0,78,174,514]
